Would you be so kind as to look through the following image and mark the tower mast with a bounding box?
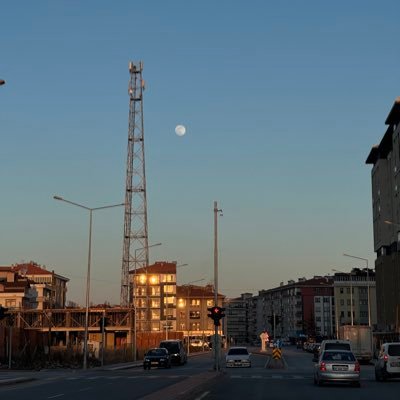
[120,61,149,307]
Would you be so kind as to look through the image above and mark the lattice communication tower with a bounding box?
[120,61,149,307]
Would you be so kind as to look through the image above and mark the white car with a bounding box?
[226,347,251,368]
[375,342,400,381]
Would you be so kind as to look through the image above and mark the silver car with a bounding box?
[314,350,360,387]
[225,347,251,368]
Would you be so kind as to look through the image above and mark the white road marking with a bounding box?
[47,395,64,399]
[195,391,210,400]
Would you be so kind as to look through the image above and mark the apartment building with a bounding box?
[0,268,32,309]
[176,284,224,339]
[257,277,334,339]
[226,293,253,345]
[332,269,377,333]
[10,262,69,309]
[366,97,400,330]
[130,261,177,332]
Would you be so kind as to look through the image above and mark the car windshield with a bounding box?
[228,348,248,356]
[388,344,400,356]
[147,349,167,356]
[160,343,179,353]
[322,351,355,362]
[324,343,351,351]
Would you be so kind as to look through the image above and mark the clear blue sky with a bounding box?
[1,1,399,305]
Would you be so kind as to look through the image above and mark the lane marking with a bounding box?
[195,391,210,400]
[47,395,64,399]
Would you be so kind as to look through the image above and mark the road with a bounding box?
[1,347,400,399]
[200,346,400,400]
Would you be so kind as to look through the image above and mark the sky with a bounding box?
[1,0,399,305]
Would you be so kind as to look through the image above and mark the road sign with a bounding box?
[272,348,282,359]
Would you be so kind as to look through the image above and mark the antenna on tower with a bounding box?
[120,61,149,307]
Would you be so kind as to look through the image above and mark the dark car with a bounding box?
[143,348,171,370]
[159,340,187,365]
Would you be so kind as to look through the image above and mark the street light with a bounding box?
[332,268,354,326]
[53,195,124,369]
[343,253,371,327]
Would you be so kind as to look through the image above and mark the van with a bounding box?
[159,339,187,365]
[375,342,400,381]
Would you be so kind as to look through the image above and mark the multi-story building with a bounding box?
[0,262,69,310]
[257,277,334,339]
[0,268,32,309]
[176,284,224,340]
[226,293,253,345]
[130,261,177,332]
[332,269,377,333]
[366,97,400,331]
[11,262,69,309]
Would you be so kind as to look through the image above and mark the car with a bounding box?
[319,339,352,353]
[375,342,400,381]
[225,346,251,368]
[143,348,171,370]
[159,339,187,365]
[314,349,360,387]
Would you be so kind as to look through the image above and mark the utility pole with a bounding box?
[121,61,149,310]
[213,201,222,371]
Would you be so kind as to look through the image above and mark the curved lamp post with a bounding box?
[53,195,124,369]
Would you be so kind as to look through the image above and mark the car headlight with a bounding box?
[145,358,150,362]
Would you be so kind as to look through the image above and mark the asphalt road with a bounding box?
[0,352,215,400]
[198,346,400,400]
[2,347,400,400]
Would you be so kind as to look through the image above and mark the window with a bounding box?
[151,299,160,308]
[206,299,213,307]
[190,311,200,319]
[340,288,344,294]
[346,288,350,294]
[348,311,351,317]
[191,299,200,306]
[315,298,321,303]
[164,285,175,294]
[347,299,351,306]
[151,287,160,296]
[151,310,160,320]
[161,274,175,283]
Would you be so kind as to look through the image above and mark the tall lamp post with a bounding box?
[53,195,124,369]
[343,253,371,327]
[133,242,162,361]
[332,268,354,326]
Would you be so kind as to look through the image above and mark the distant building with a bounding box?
[0,262,69,310]
[257,277,334,339]
[0,268,32,309]
[11,262,69,309]
[332,269,376,332]
[366,98,400,331]
[130,261,177,332]
[226,293,253,345]
[176,284,224,339]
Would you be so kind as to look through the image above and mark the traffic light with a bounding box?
[207,306,226,326]
[0,306,9,320]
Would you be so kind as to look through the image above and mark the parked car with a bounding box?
[314,349,360,387]
[225,346,251,368]
[159,339,187,365]
[143,348,171,370]
[375,342,400,381]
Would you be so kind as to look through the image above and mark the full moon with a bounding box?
[175,125,186,136]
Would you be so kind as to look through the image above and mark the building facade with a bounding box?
[366,97,400,331]
[332,269,377,333]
